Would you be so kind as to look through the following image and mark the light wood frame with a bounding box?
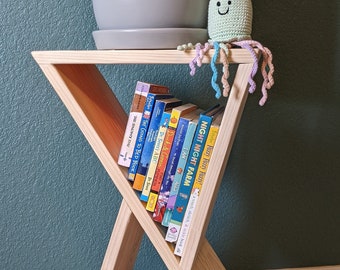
[32,49,256,270]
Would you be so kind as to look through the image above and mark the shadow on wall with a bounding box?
[209,1,340,270]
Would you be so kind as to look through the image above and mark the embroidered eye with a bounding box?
[228,1,232,5]
[217,1,221,7]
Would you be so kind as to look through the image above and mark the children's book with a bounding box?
[161,117,199,227]
[174,108,224,256]
[145,103,198,211]
[132,98,182,190]
[118,81,169,167]
[165,104,223,243]
[139,110,171,202]
[127,93,174,181]
[152,109,203,223]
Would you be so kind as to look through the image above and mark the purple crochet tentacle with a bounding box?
[189,43,203,76]
[242,43,258,94]
[232,40,275,106]
[232,41,258,94]
[246,40,275,106]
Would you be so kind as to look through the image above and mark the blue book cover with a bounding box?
[132,98,182,190]
[161,119,198,227]
[165,104,222,242]
[152,117,189,223]
[128,93,173,181]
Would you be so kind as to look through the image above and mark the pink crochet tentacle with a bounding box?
[250,41,269,105]
[219,43,231,97]
[258,46,274,106]
[197,42,212,67]
[249,41,275,106]
[259,48,270,106]
[246,41,275,89]
[263,46,275,89]
[250,41,269,81]
[235,40,275,106]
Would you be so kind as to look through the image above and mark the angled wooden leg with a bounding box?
[193,238,226,270]
[101,199,144,270]
[180,63,253,269]
[101,202,225,270]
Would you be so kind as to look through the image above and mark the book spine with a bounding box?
[118,81,169,167]
[174,188,199,255]
[128,94,156,180]
[146,108,182,212]
[152,118,189,222]
[174,125,219,256]
[161,121,197,227]
[118,84,146,167]
[141,81,170,95]
[132,101,166,190]
[165,115,212,243]
[146,127,175,211]
[128,94,171,181]
[133,99,182,191]
[140,111,170,202]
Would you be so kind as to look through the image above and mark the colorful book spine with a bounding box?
[118,81,169,167]
[146,104,198,212]
[174,120,221,256]
[140,111,171,202]
[153,109,203,223]
[161,119,198,227]
[132,98,182,191]
[152,118,189,222]
[128,93,173,181]
[165,104,222,243]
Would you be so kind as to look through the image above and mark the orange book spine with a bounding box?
[145,128,175,212]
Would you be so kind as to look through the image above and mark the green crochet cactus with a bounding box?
[208,0,253,42]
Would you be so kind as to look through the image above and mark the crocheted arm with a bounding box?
[177,0,275,105]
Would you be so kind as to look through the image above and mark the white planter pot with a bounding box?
[92,0,209,49]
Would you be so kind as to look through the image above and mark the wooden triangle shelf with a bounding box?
[32,49,255,270]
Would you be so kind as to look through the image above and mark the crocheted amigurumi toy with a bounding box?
[178,0,274,106]
[208,0,252,42]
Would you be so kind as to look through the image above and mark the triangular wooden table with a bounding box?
[32,49,255,270]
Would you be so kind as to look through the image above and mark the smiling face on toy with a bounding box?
[217,0,232,15]
[208,0,253,43]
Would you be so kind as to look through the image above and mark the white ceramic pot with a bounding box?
[92,0,209,49]
[93,0,209,29]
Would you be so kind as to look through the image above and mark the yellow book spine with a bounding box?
[192,125,219,191]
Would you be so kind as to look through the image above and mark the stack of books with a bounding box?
[118,81,225,257]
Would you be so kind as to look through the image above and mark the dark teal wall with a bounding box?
[1,1,339,270]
